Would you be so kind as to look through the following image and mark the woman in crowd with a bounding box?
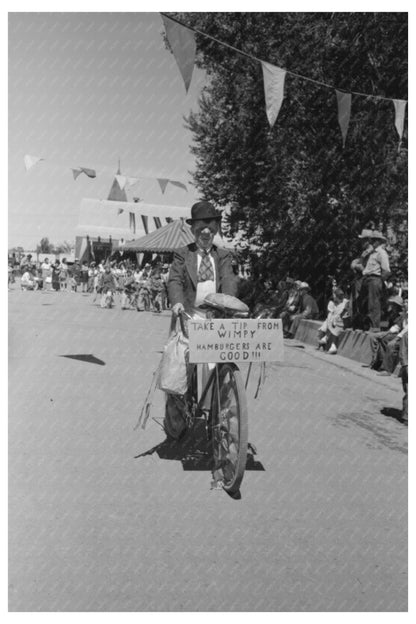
[41,258,52,291]
[59,258,68,291]
[317,287,349,354]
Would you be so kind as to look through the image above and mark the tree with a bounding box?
[54,240,73,254]
[36,237,53,253]
[167,12,408,305]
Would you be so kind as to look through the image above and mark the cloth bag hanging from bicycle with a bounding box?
[157,329,189,395]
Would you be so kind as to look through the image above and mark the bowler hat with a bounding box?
[186,201,222,225]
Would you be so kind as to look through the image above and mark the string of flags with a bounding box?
[161,13,407,150]
[23,154,189,193]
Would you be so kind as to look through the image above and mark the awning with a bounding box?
[124,219,193,252]
[123,219,235,252]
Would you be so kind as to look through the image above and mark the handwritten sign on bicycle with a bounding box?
[188,318,284,364]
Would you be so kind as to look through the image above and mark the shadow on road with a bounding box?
[381,406,407,425]
[135,421,265,473]
[59,354,106,366]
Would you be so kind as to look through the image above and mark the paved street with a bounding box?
[9,287,407,611]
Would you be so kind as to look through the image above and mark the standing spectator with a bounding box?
[287,282,319,338]
[51,261,61,291]
[41,258,52,291]
[100,265,117,308]
[33,263,42,290]
[399,330,408,423]
[121,270,137,309]
[72,260,82,292]
[59,258,68,291]
[160,264,170,310]
[8,261,14,289]
[136,264,152,311]
[359,230,391,331]
[149,268,164,313]
[20,254,33,274]
[87,262,96,293]
[350,229,374,329]
[80,261,89,293]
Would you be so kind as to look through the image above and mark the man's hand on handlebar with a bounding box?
[172,302,185,316]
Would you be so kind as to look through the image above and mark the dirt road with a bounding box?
[9,288,407,611]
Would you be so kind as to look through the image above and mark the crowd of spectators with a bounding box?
[9,254,172,313]
[9,230,408,421]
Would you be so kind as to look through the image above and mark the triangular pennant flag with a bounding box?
[117,208,124,215]
[80,167,96,178]
[336,90,352,148]
[169,180,188,191]
[154,217,162,229]
[261,61,286,128]
[127,177,139,187]
[157,178,169,194]
[141,215,149,235]
[24,154,44,171]
[116,174,127,190]
[88,238,95,260]
[72,168,83,180]
[393,99,407,149]
[161,15,196,92]
[129,212,136,234]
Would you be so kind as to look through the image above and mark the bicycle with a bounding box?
[174,302,249,497]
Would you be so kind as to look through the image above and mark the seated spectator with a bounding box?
[280,278,301,335]
[20,269,37,290]
[317,287,350,354]
[368,295,406,373]
[286,282,319,338]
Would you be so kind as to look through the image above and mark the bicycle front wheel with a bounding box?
[211,363,248,495]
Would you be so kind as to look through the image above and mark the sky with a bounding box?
[8,11,207,249]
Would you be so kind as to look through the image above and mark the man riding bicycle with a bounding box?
[165,200,238,439]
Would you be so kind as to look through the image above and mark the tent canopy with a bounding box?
[123,219,234,252]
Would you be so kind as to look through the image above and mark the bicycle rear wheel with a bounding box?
[211,363,248,495]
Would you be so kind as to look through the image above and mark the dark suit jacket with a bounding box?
[168,243,237,312]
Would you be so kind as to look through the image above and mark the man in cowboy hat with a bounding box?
[350,229,375,329]
[168,200,237,315]
[165,201,237,439]
[359,230,391,331]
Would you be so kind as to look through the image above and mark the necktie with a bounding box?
[198,250,214,282]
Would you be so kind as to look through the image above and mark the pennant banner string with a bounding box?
[160,12,407,104]
[23,155,188,189]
